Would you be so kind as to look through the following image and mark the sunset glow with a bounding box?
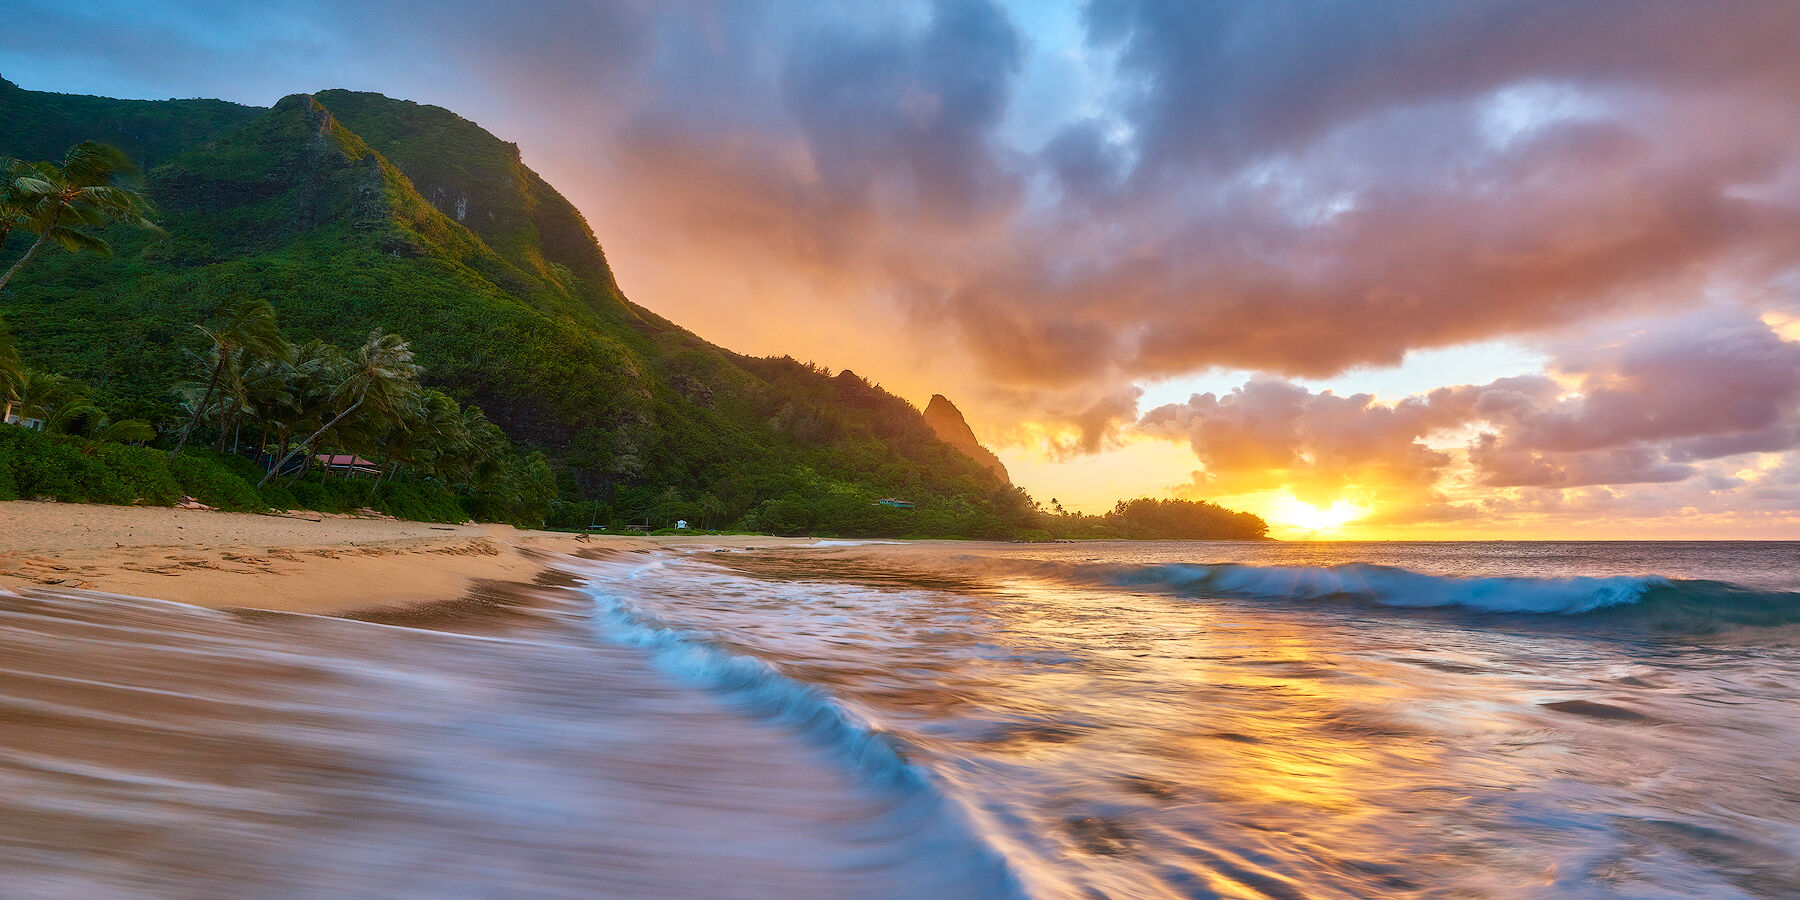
[6,7,1800,897]
[1265,497,1370,538]
[8,0,1800,537]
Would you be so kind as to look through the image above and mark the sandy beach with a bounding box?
[0,500,783,614]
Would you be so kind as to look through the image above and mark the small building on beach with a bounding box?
[315,454,383,478]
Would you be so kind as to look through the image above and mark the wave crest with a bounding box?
[1099,562,1800,629]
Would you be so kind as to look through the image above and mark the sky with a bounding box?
[6,0,1800,538]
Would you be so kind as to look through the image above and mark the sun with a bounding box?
[1269,496,1369,537]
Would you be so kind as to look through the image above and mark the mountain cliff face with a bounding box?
[923,394,1009,484]
[0,80,1030,536]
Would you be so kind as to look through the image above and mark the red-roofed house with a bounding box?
[315,454,382,478]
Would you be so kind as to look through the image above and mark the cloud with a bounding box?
[1083,1,1800,178]
[1459,308,1800,486]
[1138,308,1800,523]
[8,0,1800,532]
[1138,377,1460,512]
[9,0,1800,427]
[778,0,1024,224]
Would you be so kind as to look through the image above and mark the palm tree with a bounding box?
[171,299,289,456]
[0,142,160,293]
[11,368,96,433]
[238,352,300,455]
[80,416,157,456]
[0,158,40,254]
[256,339,345,475]
[259,330,421,486]
[379,389,467,485]
[445,404,506,489]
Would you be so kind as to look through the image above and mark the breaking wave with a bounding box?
[573,558,1029,896]
[1095,562,1800,630]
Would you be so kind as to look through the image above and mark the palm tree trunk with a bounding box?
[259,392,365,487]
[214,409,233,452]
[171,362,224,457]
[0,204,63,293]
[368,462,387,500]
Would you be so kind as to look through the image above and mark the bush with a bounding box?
[287,479,352,513]
[169,453,266,511]
[96,444,182,505]
[370,478,465,523]
[258,482,299,511]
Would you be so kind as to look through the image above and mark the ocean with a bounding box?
[4,540,1798,898]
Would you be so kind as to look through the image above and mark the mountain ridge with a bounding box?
[0,79,1034,536]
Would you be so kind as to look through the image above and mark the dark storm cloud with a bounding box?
[779,0,1023,222]
[943,0,1800,383]
[1083,0,1800,178]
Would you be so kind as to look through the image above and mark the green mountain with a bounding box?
[0,78,1034,537]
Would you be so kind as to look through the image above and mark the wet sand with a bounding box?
[0,500,795,614]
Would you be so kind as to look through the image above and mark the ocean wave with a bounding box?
[571,558,1031,897]
[1097,562,1800,629]
[589,588,925,792]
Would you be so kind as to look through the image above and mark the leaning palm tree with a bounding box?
[0,142,160,292]
[259,330,421,486]
[170,298,289,456]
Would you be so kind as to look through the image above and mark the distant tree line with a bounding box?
[1026,497,1269,541]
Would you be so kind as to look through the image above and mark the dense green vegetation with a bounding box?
[0,424,479,522]
[0,77,257,170]
[0,296,554,523]
[0,79,1269,540]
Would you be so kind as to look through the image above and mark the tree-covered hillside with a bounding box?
[0,79,1267,540]
[0,78,258,169]
[0,80,1038,536]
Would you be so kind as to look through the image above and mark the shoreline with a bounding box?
[0,500,800,615]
